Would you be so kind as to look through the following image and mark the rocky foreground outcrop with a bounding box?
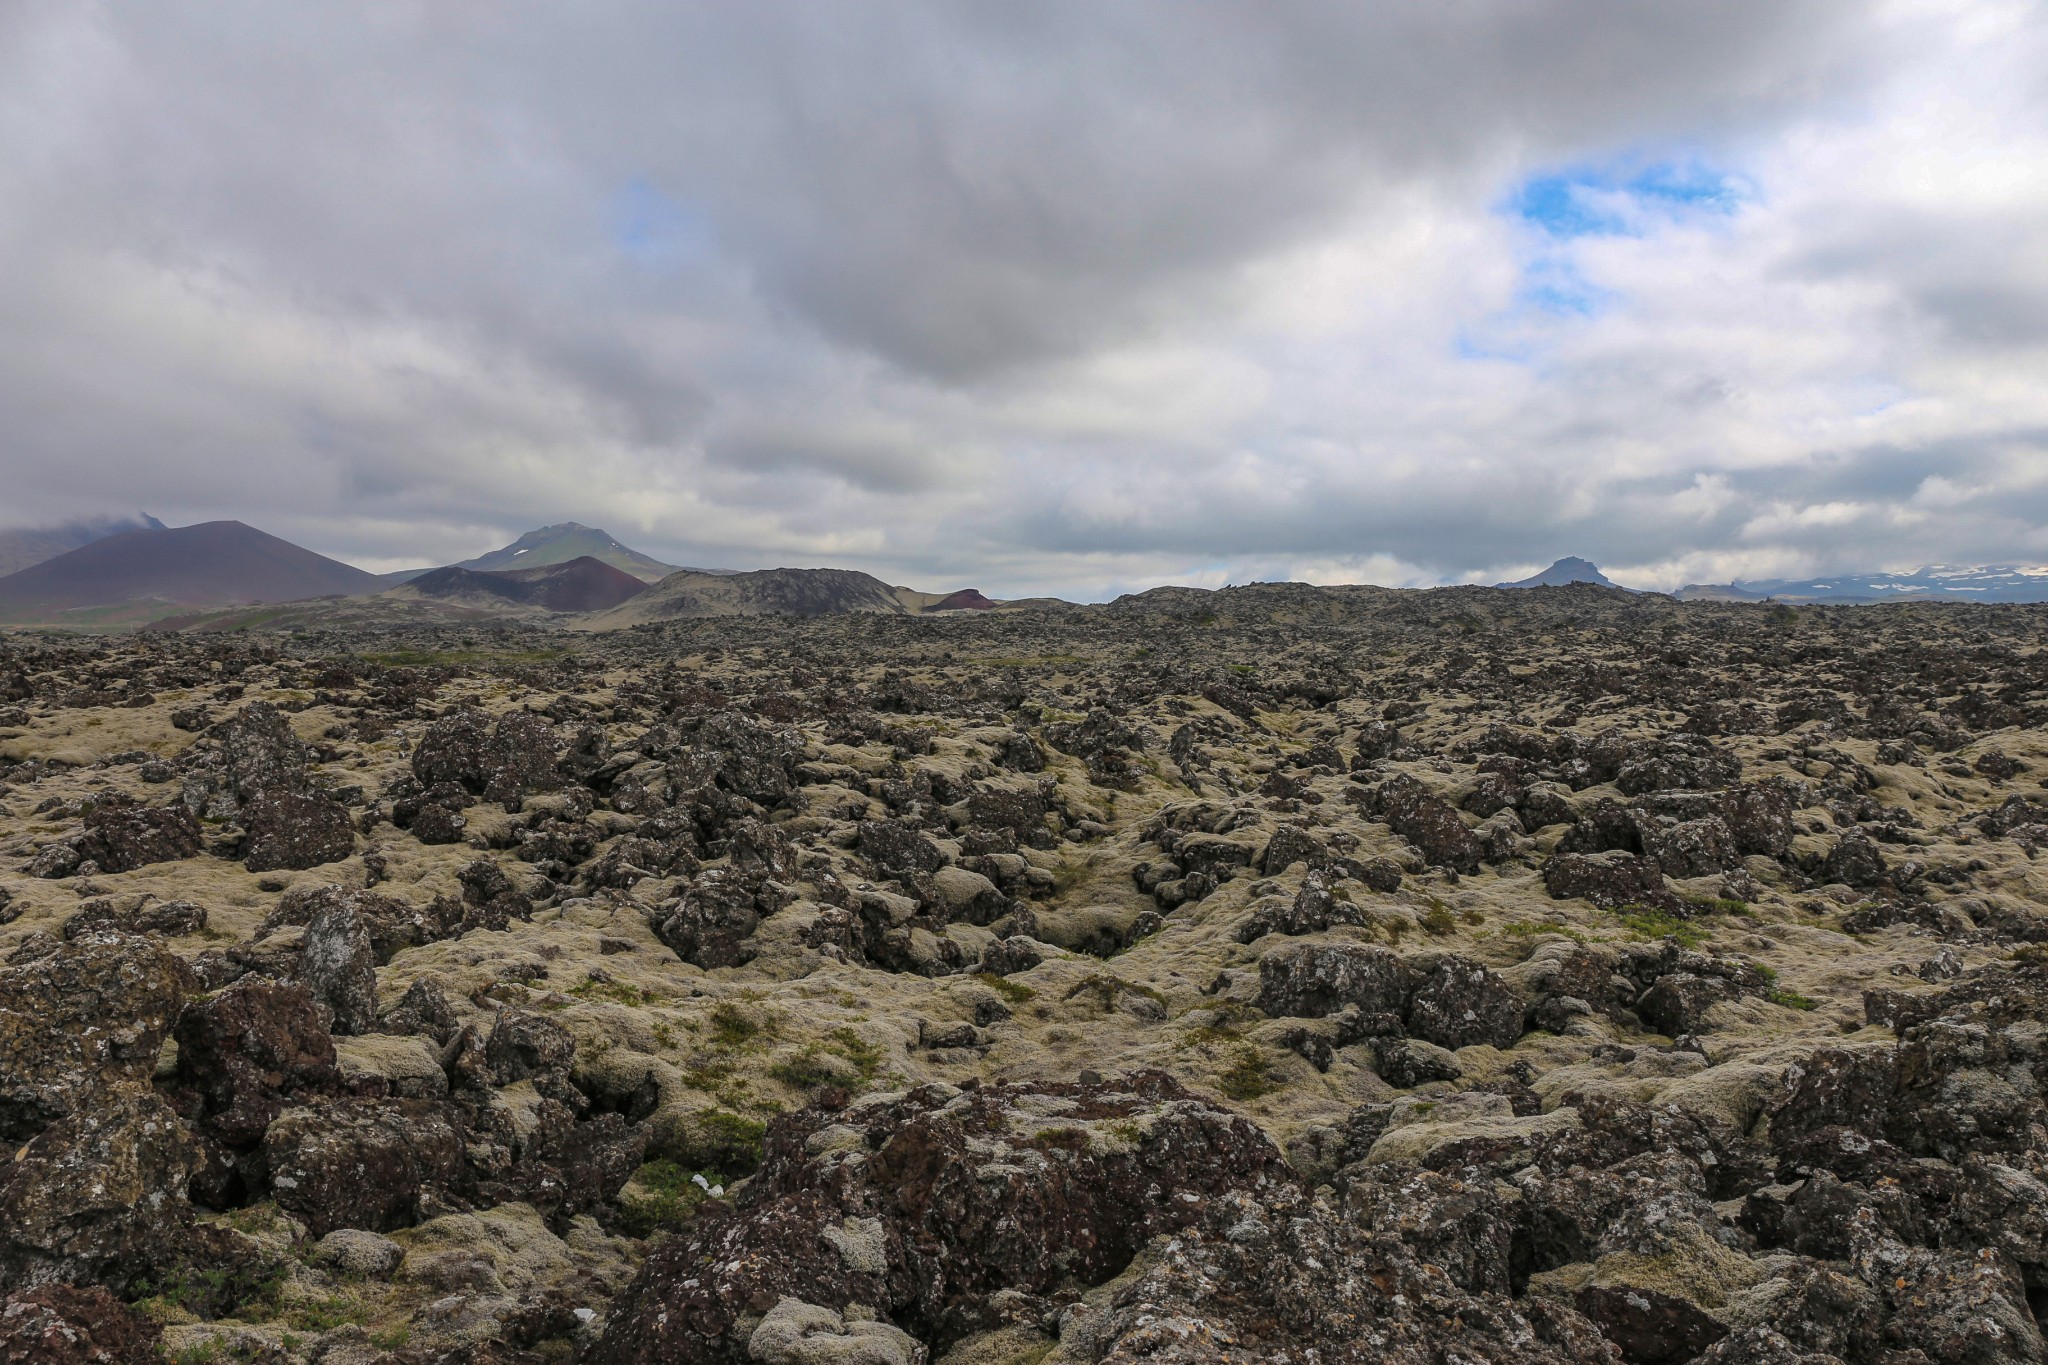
[5,588,2048,1360]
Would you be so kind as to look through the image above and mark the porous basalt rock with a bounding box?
[172,976,340,1149]
[0,1283,163,1364]
[0,932,190,1141]
[591,1074,1285,1362]
[0,1092,198,1293]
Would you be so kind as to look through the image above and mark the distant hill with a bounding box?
[0,520,381,626]
[584,567,921,628]
[1496,557,1622,589]
[0,513,166,577]
[396,556,648,614]
[582,567,1053,627]
[927,589,1000,611]
[426,522,720,584]
[1675,565,2048,605]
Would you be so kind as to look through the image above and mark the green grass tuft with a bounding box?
[1611,906,1712,950]
[973,972,1036,1003]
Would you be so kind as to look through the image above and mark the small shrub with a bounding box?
[767,1050,843,1089]
[694,1110,768,1176]
[572,978,660,1006]
[707,1002,766,1047]
[618,1158,725,1236]
[1178,1022,1240,1048]
[1064,974,1165,1012]
[825,1026,885,1081]
[679,1056,736,1091]
[1218,1044,1282,1101]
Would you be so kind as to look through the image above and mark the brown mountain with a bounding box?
[396,556,649,613]
[927,588,1000,611]
[0,520,381,626]
[0,513,166,577]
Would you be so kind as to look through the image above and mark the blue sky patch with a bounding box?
[1510,156,1751,239]
[611,178,709,262]
[1452,153,1754,358]
[1515,256,1614,318]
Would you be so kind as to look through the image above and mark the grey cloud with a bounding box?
[0,0,2042,597]
[705,422,945,495]
[510,0,1877,378]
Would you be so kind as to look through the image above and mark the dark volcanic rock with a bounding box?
[1545,850,1670,910]
[260,883,454,964]
[1634,972,1738,1035]
[61,896,207,939]
[590,1073,1286,1362]
[1404,953,1524,1050]
[414,707,564,797]
[1368,774,1485,873]
[0,1282,163,1364]
[173,976,340,1148]
[0,932,189,1141]
[1057,1182,1619,1364]
[0,1091,197,1293]
[1237,869,1372,941]
[259,1098,469,1238]
[75,795,201,873]
[1642,815,1740,879]
[240,786,355,871]
[298,892,380,1034]
[18,552,2048,1364]
[216,700,313,799]
[197,700,356,870]
[1574,1284,1727,1364]
[1257,941,1412,1019]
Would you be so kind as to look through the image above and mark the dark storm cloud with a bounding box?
[0,0,2042,593]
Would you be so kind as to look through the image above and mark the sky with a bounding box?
[1,1,2045,600]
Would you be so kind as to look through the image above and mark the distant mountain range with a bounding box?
[0,512,1017,630]
[9,515,2048,632]
[1500,557,2048,604]
[1673,565,2048,604]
